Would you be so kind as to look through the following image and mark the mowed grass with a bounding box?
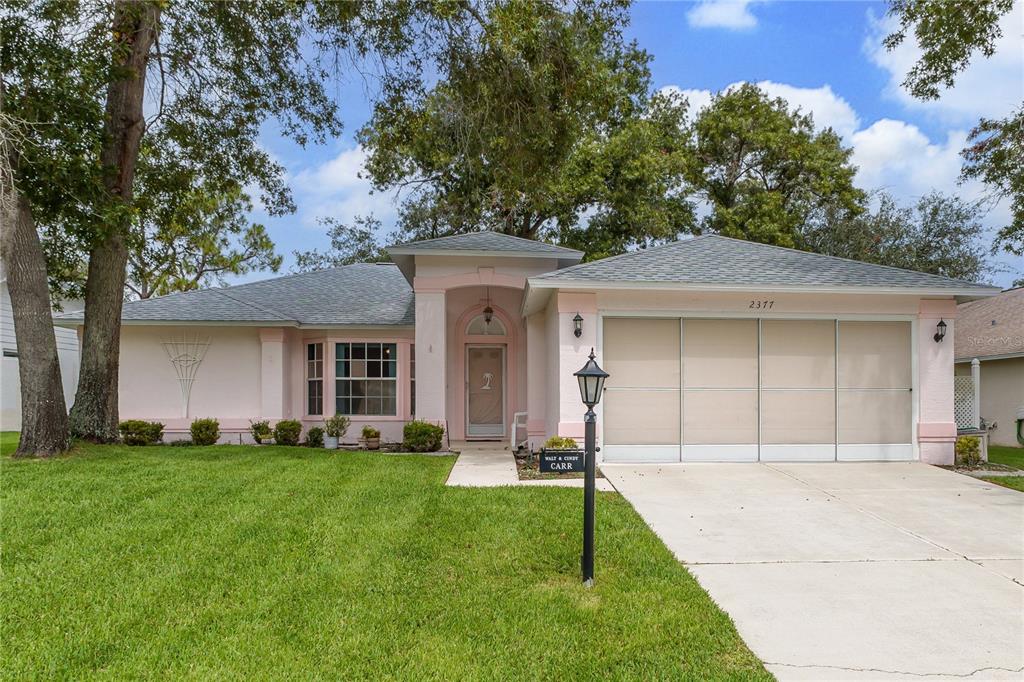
[2,443,767,680]
[0,431,18,457]
[981,476,1024,492]
[988,444,1024,470]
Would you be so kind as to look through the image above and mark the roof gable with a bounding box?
[387,231,582,257]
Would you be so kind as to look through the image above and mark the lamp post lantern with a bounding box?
[574,348,609,586]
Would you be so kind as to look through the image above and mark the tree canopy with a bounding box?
[684,83,864,248]
[359,0,693,259]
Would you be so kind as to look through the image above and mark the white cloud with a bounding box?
[686,0,760,30]
[290,145,399,229]
[662,81,860,138]
[864,3,1024,123]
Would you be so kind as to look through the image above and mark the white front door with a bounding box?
[466,345,505,438]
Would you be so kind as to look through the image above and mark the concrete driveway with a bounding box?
[602,462,1024,680]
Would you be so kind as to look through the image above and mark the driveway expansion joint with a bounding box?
[765,661,1024,679]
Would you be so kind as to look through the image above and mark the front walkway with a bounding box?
[445,442,615,490]
[603,462,1024,680]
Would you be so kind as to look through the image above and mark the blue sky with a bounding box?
[250,0,1023,287]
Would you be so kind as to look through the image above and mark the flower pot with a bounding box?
[324,435,339,449]
[365,437,380,450]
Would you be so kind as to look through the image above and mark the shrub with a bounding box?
[249,419,272,444]
[955,435,981,466]
[306,426,325,448]
[190,418,220,446]
[403,420,444,452]
[118,420,164,446]
[324,414,351,439]
[273,419,302,446]
[361,425,381,440]
[544,435,578,449]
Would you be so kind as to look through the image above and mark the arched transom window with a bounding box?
[466,313,506,336]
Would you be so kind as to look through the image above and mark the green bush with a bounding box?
[118,420,164,446]
[190,418,220,446]
[249,419,272,444]
[273,419,302,446]
[955,435,981,466]
[324,414,350,439]
[306,426,325,448]
[543,436,578,449]
[361,425,381,440]
[168,439,194,447]
[403,420,444,452]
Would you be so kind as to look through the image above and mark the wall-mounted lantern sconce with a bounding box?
[573,313,584,338]
[933,319,947,343]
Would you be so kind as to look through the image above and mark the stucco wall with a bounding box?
[118,326,263,436]
[957,357,1024,447]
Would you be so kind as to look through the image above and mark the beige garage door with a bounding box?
[601,317,914,463]
[837,321,913,460]
[602,318,680,462]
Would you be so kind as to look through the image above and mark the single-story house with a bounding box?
[1,265,81,430]
[54,232,1000,464]
[954,287,1024,447]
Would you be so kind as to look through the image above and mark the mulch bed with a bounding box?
[514,450,604,481]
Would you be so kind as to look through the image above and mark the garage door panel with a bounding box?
[761,389,835,445]
[683,319,758,388]
[761,320,835,389]
[838,390,912,444]
[603,390,680,446]
[603,318,679,388]
[683,390,758,445]
[838,322,911,389]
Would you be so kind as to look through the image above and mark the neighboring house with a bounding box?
[0,265,82,430]
[54,233,999,464]
[954,287,1024,447]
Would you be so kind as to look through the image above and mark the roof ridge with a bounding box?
[707,234,991,287]
[389,230,582,253]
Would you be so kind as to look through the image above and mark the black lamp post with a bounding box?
[574,348,609,587]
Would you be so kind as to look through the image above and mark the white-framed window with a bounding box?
[306,342,324,416]
[410,343,416,418]
[336,342,397,416]
[466,314,506,336]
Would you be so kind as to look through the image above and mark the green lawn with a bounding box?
[988,444,1024,470]
[0,431,18,457]
[2,443,767,680]
[981,475,1024,492]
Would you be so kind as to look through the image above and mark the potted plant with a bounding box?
[249,419,272,445]
[324,414,350,449]
[361,425,381,450]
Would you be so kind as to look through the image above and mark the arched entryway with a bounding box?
[455,303,517,440]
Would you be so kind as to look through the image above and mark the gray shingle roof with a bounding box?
[388,231,582,256]
[955,287,1024,361]
[532,235,999,293]
[53,263,415,327]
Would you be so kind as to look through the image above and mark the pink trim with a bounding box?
[918,299,957,318]
[414,271,526,292]
[452,302,519,440]
[526,418,546,437]
[557,292,597,313]
[918,421,957,442]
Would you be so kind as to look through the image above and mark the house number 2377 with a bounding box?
[749,300,775,309]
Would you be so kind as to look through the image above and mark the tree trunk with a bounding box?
[1,194,70,457]
[69,1,159,441]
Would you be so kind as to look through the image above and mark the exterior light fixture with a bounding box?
[933,319,947,343]
[573,348,609,587]
[573,313,584,338]
[483,287,493,325]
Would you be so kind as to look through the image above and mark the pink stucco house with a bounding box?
[55,233,999,464]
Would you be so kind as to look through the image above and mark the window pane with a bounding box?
[382,381,397,398]
[351,396,366,415]
[336,397,350,415]
[337,343,348,360]
[382,397,396,416]
[367,344,381,360]
[367,361,381,378]
[366,380,382,398]
[351,360,366,378]
[352,344,366,360]
[308,344,316,361]
[383,343,396,359]
[384,360,397,378]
